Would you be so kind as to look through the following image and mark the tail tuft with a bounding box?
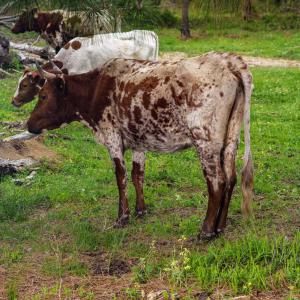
[241,153,254,216]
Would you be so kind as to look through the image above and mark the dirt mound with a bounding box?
[0,137,57,161]
[85,251,134,277]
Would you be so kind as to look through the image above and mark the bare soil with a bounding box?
[84,251,135,277]
[0,137,57,161]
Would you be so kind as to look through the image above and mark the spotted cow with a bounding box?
[27,52,254,239]
[12,30,159,107]
[11,8,117,52]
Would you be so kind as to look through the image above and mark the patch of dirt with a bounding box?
[83,251,136,277]
[157,206,198,220]
[0,137,57,161]
[224,34,241,39]
[160,52,300,68]
[160,51,188,61]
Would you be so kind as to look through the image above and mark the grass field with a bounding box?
[0,29,300,299]
[158,28,300,60]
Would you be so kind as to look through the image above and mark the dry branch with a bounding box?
[2,131,39,143]
[10,42,55,58]
[0,21,12,29]
[0,67,13,76]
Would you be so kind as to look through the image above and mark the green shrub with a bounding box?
[159,9,179,27]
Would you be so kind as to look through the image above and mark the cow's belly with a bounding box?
[121,129,192,153]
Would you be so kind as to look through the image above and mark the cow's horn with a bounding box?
[49,58,62,74]
[35,61,56,79]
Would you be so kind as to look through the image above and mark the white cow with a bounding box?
[55,31,159,74]
[12,30,159,107]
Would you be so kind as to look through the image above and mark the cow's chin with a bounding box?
[11,28,24,34]
[11,99,23,107]
[27,121,63,135]
[27,125,42,135]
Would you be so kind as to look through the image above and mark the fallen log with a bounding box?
[0,21,12,29]
[2,131,39,143]
[10,42,55,58]
[0,67,13,76]
[15,51,46,65]
[0,15,18,21]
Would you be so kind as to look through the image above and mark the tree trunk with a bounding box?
[273,0,282,6]
[243,0,253,21]
[181,0,191,39]
[136,0,143,11]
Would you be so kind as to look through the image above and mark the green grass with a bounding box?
[158,28,300,60]
[0,42,300,298]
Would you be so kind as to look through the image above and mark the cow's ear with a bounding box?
[27,72,41,83]
[54,76,65,93]
[23,67,30,74]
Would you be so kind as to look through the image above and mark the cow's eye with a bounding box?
[41,95,47,101]
[22,83,27,88]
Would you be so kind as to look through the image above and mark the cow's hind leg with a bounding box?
[132,151,147,217]
[215,143,237,233]
[216,87,245,233]
[194,141,226,240]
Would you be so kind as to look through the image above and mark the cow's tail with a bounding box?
[222,52,254,216]
[150,31,159,61]
[239,60,254,216]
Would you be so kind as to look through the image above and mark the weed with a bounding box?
[6,281,18,300]
[0,246,23,265]
[163,236,191,288]
[132,240,157,284]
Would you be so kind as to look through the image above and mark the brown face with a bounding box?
[11,9,38,33]
[12,70,45,107]
[27,76,75,134]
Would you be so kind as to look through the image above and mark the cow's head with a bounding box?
[11,8,38,33]
[12,61,66,107]
[12,68,45,107]
[27,66,76,134]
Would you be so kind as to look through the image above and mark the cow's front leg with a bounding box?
[107,142,130,227]
[113,156,130,226]
[132,151,147,217]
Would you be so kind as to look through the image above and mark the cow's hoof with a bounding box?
[197,231,217,242]
[216,228,224,235]
[135,209,148,218]
[114,214,130,228]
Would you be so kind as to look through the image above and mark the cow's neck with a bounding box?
[64,69,108,130]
